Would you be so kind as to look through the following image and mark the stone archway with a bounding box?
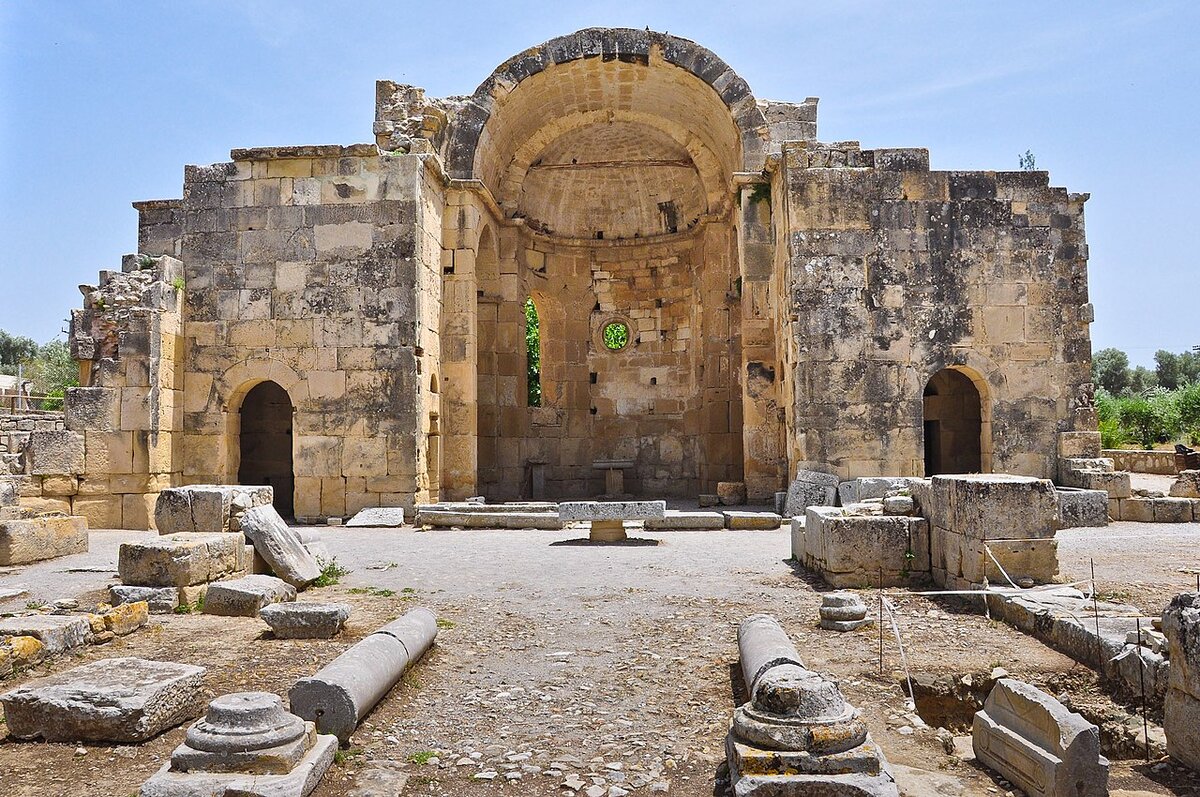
[237,380,295,517]
[923,368,986,476]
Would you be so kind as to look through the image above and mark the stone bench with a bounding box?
[415,509,564,530]
[558,500,665,542]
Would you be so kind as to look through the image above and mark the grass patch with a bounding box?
[24,600,46,611]
[401,587,417,594]
[408,750,437,765]
[348,586,396,598]
[435,618,455,629]
[334,746,364,766]
[313,557,352,588]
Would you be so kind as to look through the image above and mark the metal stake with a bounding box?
[1136,616,1150,762]
[1091,558,1103,675]
[878,567,884,676]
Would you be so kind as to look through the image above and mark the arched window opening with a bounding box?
[524,297,542,407]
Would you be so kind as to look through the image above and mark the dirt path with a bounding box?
[0,525,1192,796]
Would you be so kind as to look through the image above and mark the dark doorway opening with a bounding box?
[239,381,294,518]
[922,369,982,476]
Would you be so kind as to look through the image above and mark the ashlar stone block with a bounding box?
[0,515,88,565]
[203,575,296,617]
[118,532,247,587]
[0,657,206,742]
[972,678,1108,797]
[27,430,85,476]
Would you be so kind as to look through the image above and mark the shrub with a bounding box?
[1178,382,1200,444]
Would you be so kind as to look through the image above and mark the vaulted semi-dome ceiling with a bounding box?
[448,29,767,242]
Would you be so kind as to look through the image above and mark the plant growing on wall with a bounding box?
[524,297,541,407]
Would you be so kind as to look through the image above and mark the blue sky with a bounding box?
[1,1,1196,365]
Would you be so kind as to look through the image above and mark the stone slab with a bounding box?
[972,678,1108,797]
[0,515,88,565]
[782,470,840,517]
[203,575,296,617]
[260,603,351,638]
[345,507,406,527]
[722,511,782,530]
[119,532,247,587]
[645,510,726,530]
[240,505,321,588]
[415,510,564,529]
[558,501,665,522]
[0,614,92,655]
[1,657,206,742]
[932,474,1060,540]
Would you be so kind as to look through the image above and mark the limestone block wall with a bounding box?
[783,141,1093,480]
[174,146,443,518]
[31,255,189,529]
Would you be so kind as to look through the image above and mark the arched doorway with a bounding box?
[923,369,984,475]
[238,381,294,518]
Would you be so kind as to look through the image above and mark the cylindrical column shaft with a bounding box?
[289,607,437,742]
[738,614,804,697]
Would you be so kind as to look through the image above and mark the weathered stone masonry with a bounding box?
[31,28,1093,527]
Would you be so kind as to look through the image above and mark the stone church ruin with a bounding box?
[17,28,1095,527]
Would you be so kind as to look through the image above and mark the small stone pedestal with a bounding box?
[820,592,873,632]
[589,520,627,542]
[592,459,634,496]
[140,692,336,797]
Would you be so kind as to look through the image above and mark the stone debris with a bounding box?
[240,505,322,588]
[819,592,873,631]
[1,657,206,743]
[203,574,296,617]
[1163,591,1200,771]
[139,691,336,797]
[716,482,747,506]
[290,607,437,742]
[972,678,1108,797]
[0,613,92,655]
[782,469,839,517]
[111,584,180,614]
[727,614,898,796]
[1170,470,1200,499]
[154,484,274,535]
[260,602,351,639]
[118,532,248,587]
[345,507,407,527]
[0,514,88,565]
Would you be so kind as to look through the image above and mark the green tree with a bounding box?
[23,339,79,409]
[0,330,40,375]
[1092,348,1130,395]
[1178,382,1200,444]
[1128,365,1158,394]
[1179,350,1200,386]
[1155,349,1181,390]
[1018,150,1037,171]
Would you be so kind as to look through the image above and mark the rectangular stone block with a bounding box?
[802,507,929,587]
[202,575,296,617]
[111,585,179,614]
[722,511,783,530]
[155,484,274,535]
[27,430,85,476]
[646,510,726,530]
[1119,498,1155,523]
[1057,431,1101,459]
[1163,593,1200,699]
[0,515,88,565]
[64,387,120,432]
[961,537,1059,586]
[934,474,1060,540]
[0,657,205,742]
[1154,497,1194,524]
[972,679,1108,797]
[0,614,92,655]
[118,532,246,587]
[1056,487,1109,529]
[1165,687,1200,771]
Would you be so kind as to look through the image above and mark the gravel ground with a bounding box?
[0,522,1196,796]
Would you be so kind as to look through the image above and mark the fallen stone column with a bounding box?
[289,607,437,742]
[728,613,898,796]
[972,678,1108,796]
